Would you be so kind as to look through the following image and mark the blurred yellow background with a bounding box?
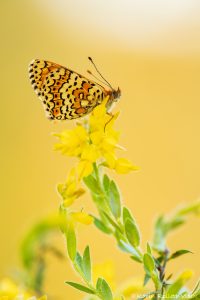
[1,0,200,299]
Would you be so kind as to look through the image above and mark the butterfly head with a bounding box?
[106,87,121,112]
[112,87,121,101]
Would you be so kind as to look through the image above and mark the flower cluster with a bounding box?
[55,97,136,179]
[55,97,137,209]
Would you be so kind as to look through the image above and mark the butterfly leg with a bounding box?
[104,112,114,132]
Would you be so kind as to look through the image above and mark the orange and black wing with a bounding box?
[28,59,108,120]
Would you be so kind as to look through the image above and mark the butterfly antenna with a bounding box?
[88,57,114,90]
[87,70,111,88]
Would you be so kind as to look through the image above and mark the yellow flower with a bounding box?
[55,96,137,178]
[89,97,109,132]
[65,210,93,228]
[81,144,101,162]
[115,277,150,299]
[103,155,138,174]
[84,261,149,300]
[90,129,119,155]
[166,269,193,297]
[71,211,93,225]
[93,261,116,290]
[54,125,88,157]
[57,167,85,207]
[77,160,94,180]
[0,278,46,300]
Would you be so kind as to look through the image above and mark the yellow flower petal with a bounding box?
[93,261,116,290]
[81,144,100,162]
[63,196,77,207]
[58,168,85,206]
[71,212,93,225]
[89,97,109,131]
[66,167,76,184]
[54,126,88,157]
[77,160,93,180]
[118,277,149,297]
[104,152,117,169]
[114,158,138,174]
[0,278,19,297]
[104,111,120,132]
[0,278,45,299]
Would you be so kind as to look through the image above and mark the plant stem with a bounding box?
[157,248,169,296]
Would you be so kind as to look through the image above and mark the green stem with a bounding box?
[92,163,144,262]
[93,162,102,188]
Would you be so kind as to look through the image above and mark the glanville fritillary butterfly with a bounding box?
[28,57,121,120]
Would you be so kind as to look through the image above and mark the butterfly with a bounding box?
[28,58,121,120]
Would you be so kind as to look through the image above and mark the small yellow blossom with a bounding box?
[116,277,150,299]
[84,262,149,300]
[93,261,116,290]
[166,269,193,297]
[71,212,93,225]
[90,129,119,155]
[89,97,109,132]
[77,160,94,180]
[103,156,138,174]
[54,125,88,157]
[57,167,85,207]
[0,278,46,300]
[65,210,93,227]
[113,158,138,174]
[81,144,100,162]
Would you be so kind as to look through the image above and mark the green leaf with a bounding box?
[20,214,66,269]
[118,240,143,262]
[166,270,193,296]
[103,212,122,233]
[169,249,192,260]
[93,216,112,234]
[177,200,200,217]
[143,273,151,286]
[151,270,161,290]
[143,253,155,274]
[123,207,135,224]
[103,174,111,195]
[166,273,173,281]
[83,246,92,282]
[166,217,185,232]
[67,224,76,261]
[65,281,95,294]
[74,252,83,275]
[59,205,68,233]
[96,278,113,300]
[190,284,200,300]
[125,218,140,247]
[108,180,121,219]
[152,215,166,251]
[153,201,200,252]
[191,280,200,296]
[96,277,103,291]
[155,255,165,265]
[130,255,143,263]
[83,175,101,195]
[147,243,152,254]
